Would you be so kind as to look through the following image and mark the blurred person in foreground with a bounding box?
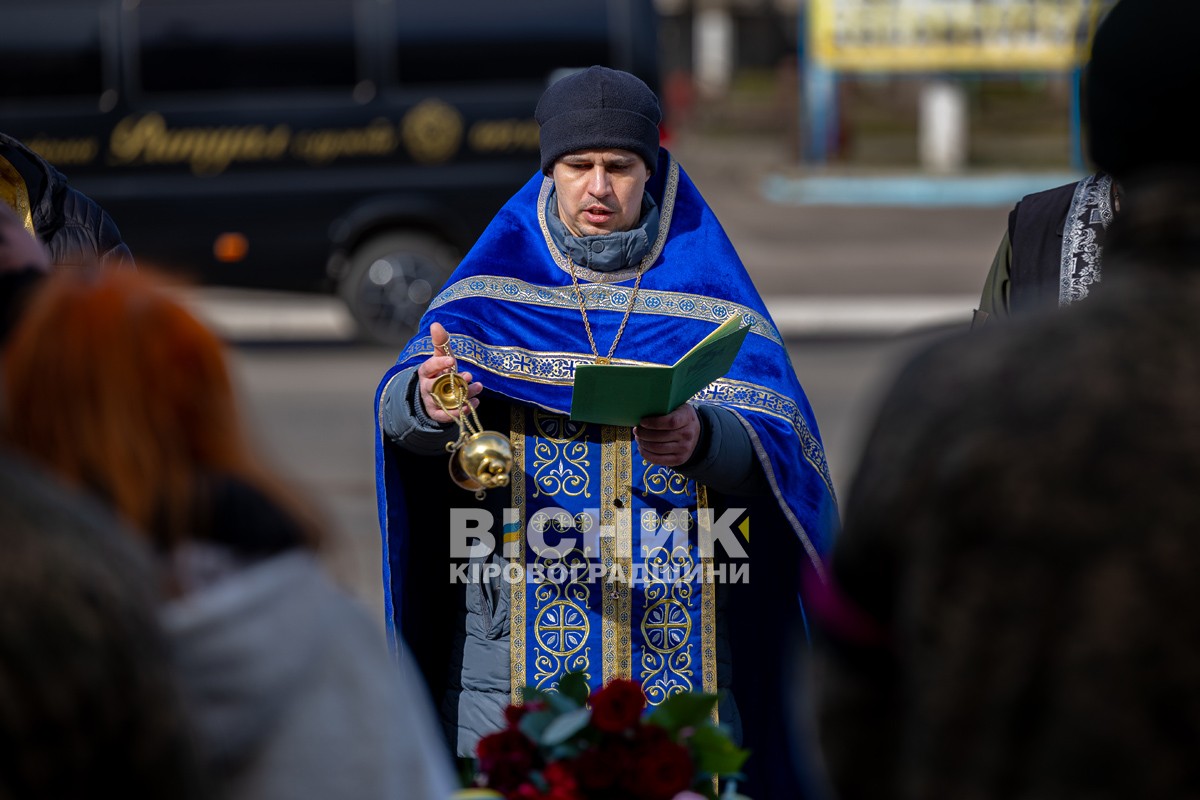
[2,269,457,800]
[0,201,48,348]
[972,0,1197,325]
[1,452,204,800]
[814,175,1200,798]
[376,66,838,797]
[1,131,133,271]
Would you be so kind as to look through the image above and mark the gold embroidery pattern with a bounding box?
[397,335,589,387]
[642,598,693,653]
[615,430,633,681]
[600,425,633,682]
[509,407,527,703]
[427,276,783,346]
[693,384,834,499]
[698,486,718,717]
[531,410,591,499]
[535,601,590,656]
[530,546,593,690]
[642,462,692,497]
[640,544,696,705]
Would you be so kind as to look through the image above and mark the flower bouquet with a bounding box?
[463,672,750,800]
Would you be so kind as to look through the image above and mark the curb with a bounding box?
[763,172,1083,207]
[767,295,974,336]
[180,288,975,343]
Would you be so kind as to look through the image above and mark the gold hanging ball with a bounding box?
[456,431,512,490]
[448,447,485,492]
[431,372,468,411]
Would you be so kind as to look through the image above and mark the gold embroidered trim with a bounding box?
[426,277,783,346]
[376,371,407,433]
[692,381,834,499]
[531,410,592,499]
[600,425,633,681]
[730,409,828,581]
[698,486,718,723]
[615,429,633,680]
[376,369,407,652]
[509,406,528,703]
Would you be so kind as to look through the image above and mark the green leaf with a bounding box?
[646,691,718,734]
[518,685,550,705]
[545,692,579,714]
[556,670,590,706]
[517,709,556,742]
[689,726,750,776]
[519,683,575,714]
[540,707,591,746]
[547,741,585,762]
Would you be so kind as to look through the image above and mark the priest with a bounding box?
[375,66,838,798]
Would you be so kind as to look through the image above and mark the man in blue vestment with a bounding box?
[375,66,839,798]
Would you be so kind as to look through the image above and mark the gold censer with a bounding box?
[430,344,513,499]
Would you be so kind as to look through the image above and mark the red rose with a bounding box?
[543,762,583,800]
[617,727,670,795]
[504,765,581,800]
[476,728,540,794]
[631,724,670,747]
[512,783,544,800]
[629,733,694,800]
[588,678,646,733]
[574,740,634,791]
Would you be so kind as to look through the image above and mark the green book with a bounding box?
[569,314,751,426]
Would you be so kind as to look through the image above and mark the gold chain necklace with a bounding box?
[568,258,646,364]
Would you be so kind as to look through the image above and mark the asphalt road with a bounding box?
[668,132,1009,298]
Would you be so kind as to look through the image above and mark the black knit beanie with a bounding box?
[1086,0,1200,182]
[535,66,661,175]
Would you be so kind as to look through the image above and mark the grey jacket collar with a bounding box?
[544,188,660,273]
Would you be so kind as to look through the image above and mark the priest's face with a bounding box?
[552,148,649,237]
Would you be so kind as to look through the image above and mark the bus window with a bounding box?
[135,0,358,95]
[395,0,612,88]
[0,4,105,104]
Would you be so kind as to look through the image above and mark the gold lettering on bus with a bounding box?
[467,119,539,153]
[401,100,463,164]
[108,114,291,175]
[291,118,398,164]
[26,137,99,166]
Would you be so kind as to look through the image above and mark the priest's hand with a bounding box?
[634,404,700,467]
[419,322,482,423]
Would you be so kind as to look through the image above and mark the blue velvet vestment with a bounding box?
[374,148,839,797]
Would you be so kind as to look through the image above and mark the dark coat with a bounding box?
[1,132,134,270]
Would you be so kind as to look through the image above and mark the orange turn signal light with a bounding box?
[213,232,249,263]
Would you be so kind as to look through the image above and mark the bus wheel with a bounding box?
[340,232,459,347]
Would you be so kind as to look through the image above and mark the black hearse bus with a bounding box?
[0,0,659,343]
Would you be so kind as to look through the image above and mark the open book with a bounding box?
[569,314,751,426]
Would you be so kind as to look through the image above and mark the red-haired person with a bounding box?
[2,270,456,800]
